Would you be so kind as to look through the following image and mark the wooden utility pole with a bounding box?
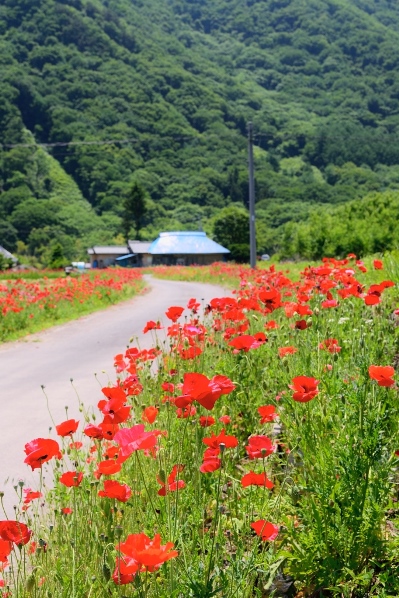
[248,122,256,268]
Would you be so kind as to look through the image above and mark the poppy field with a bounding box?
[1,256,399,597]
[0,269,144,342]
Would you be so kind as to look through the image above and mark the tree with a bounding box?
[122,182,147,242]
[211,205,249,263]
[48,242,68,269]
[0,253,13,271]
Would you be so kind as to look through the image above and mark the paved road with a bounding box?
[0,275,230,516]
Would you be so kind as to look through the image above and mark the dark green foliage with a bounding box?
[3,0,399,259]
[0,253,14,271]
[48,241,68,268]
[212,205,249,262]
[122,182,147,242]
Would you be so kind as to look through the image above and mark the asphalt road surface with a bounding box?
[0,275,230,517]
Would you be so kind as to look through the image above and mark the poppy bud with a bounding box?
[102,563,111,582]
[26,573,36,593]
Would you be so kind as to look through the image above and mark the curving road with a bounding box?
[0,275,230,516]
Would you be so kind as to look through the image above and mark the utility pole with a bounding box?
[248,122,256,268]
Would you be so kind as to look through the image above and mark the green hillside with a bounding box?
[2,0,399,263]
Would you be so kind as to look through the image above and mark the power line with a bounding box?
[1,129,399,151]
[1,138,140,149]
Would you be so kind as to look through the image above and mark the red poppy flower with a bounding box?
[165,306,184,322]
[157,465,186,496]
[321,299,338,309]
[258,289,282,313]
[319,338,341,354]
[177,372,234,411]
[0,521,32,546]
[142,406,159,424]
[212,375,236,396]
[178,346,203,360]
[24,438,61,470]
[295,319,308,330]
[365,294,380,306]
[69,441,83,450]
[143,320,163,333]
[258,405,277,423]
[251,520,279,541]
[278,346,297,358]
[61,508,73,515]
[99,422,120,440]
[113,424,159,458]
[83,423,103,439]
[187,298,200,312]
[176,405,197,418]
[203,429,238,450]
[199,458,221,473]
[95,460,122,477]
[55,419,79,437]
[98,480,132,502]
[199,416,215,428]
[373,259,383,270]
[289,376,320,402]
[368,365,395,387]
[104,446,120,459]
[265,320,279,329]
[161,382,175,393]
[228,335,261,352]
[253,332,267,343]
[0,539,12,563]
[117,533,178,575]
[23,489,42,504]
[112,561,135,585]
[59,471,84,488]
[219,415,231,424]
[241,471,274,489]
[98,387,131,424]
[123,374,143,396]
[246,436,276,459]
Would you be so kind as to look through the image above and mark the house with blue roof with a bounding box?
[148,231,230,266]
[87,232,230,267]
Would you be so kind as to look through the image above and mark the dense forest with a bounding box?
[2,0,399,264]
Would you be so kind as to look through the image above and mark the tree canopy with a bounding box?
[2,0,399,262]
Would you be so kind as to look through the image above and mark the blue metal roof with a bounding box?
[148,232,230,255]
[115,253,136,261]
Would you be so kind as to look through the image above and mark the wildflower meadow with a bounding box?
[1,256,399,597]
[0,269,144,342]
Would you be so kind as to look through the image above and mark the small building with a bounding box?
[88,246,131,268]
[88,242,152,268]
[128,241,152,267]
[148,231,230,266]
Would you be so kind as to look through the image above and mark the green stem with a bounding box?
[205,448,224,589]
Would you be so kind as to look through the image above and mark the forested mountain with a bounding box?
[2,0,399,263]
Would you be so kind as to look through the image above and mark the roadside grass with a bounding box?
[146,252,397,287]
[0,269,145,343]
[0,270,70,281]
[1,255,399,597]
